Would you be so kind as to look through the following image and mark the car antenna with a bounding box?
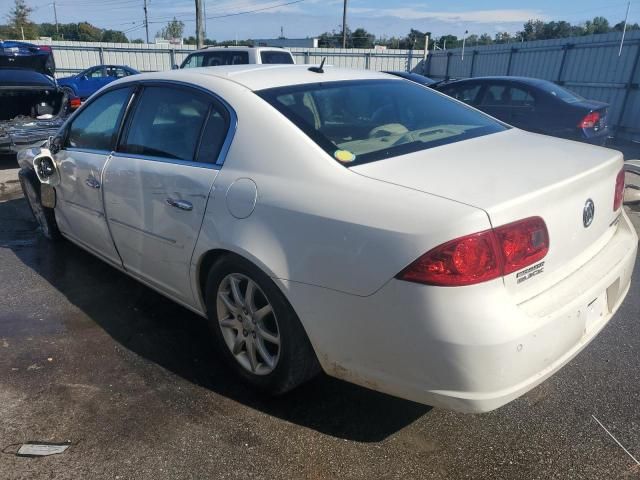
[308,57,326,73]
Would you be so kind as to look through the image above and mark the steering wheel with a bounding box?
[368,123,408,138]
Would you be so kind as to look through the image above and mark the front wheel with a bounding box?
[205,254,320,394]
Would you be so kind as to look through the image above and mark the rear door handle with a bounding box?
[85,176,101,189]
[166,197,193,211]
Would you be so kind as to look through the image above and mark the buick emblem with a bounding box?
[583,199,595,228]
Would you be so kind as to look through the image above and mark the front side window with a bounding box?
[120,86,209,161]
[106,66,129,78]
[258,80,507,165]
[66,87,132,151]
[260,51,294,64]
[86,67,104,78]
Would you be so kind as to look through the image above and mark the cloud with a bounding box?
[348,7,547,24]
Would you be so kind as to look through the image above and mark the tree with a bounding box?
[157,17,184,40]
[584,16,610,35]
[494,32,513,44]
[318,30,341,48]
[101,29,128,43]
[6,0,38,39]
[439,34,459,49]
[351,27,374,48]
[478,33,493,45]
[131,38,145,43]
[521,19,545,41]
[77,21,102,41]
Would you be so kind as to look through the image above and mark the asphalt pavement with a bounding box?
[1,156,640,479]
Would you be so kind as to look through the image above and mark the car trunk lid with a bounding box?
[351,128,623,300]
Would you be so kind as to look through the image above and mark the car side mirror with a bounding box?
[172,64,179,70]
[48,134,63,154]
[33,148,60,186]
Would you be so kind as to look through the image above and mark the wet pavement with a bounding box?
[1,157,640,479]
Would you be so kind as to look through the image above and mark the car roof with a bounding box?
[191,46,290,53]
[121,65,399,91]
[444,76,553,87]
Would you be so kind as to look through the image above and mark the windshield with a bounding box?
[536,80,585,103]
[257,80,507,165]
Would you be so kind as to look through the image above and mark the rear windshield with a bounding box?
[257,80,507,165]
[260,50,294,64]
[181,51,249,68]
[536,80,584,103]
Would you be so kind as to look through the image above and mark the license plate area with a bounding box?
[585,292,608,333]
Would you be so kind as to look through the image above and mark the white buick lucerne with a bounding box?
[18,65,637,413]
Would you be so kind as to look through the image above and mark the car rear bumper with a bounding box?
[0,118,65,154]
[285,210,637,413]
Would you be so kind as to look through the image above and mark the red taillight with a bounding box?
[578,111,600,129]
[37,45,52,52]
[397,217,549,287]
[494,217,549,275]
[614,168,625,211]
[69,97,81,109]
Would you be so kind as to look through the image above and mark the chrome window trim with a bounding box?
[110,151,222,170]
[66,147,111,155]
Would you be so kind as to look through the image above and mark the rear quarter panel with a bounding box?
[189,78,491,305]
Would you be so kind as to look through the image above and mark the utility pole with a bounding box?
[195,0,204,49]
[619,1,631,56]
[143,0,149,43]
[461,30,468,61]
[52,1,59,34]
[341,0,348,48]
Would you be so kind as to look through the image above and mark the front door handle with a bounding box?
[166,197,193,211]
[85,176,100,189]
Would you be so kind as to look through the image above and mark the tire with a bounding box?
[18,168,61,241]
[205,254,320,394]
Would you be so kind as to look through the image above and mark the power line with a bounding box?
[146,0,306,24]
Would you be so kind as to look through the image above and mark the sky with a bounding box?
[24,0,640,41]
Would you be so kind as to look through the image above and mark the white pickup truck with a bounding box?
[177,46,295,69]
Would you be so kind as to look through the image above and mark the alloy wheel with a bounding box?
[216,273,281,375]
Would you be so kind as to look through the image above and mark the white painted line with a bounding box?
[592,415,640,466]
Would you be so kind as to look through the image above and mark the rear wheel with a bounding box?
[18,168,60,241]
[205,254,320,394]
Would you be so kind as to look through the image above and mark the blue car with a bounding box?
[57,64,138,100]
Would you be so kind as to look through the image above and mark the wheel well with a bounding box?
[197,249,233,303]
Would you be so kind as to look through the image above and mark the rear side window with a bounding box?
[480,85,509,106]
[66,87,132,151]
[510,87,535,107]
[260,51,294,64]
[196,107,231,164]
[120,86,209,161]
[258,80,507,165]
[442,84,481,105]
[182,51,249,68]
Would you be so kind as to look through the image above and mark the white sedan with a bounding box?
[18,65,637,413]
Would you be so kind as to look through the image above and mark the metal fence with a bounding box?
[423,30,640,142]
[26,33,640,141]
[27,39,425,76]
